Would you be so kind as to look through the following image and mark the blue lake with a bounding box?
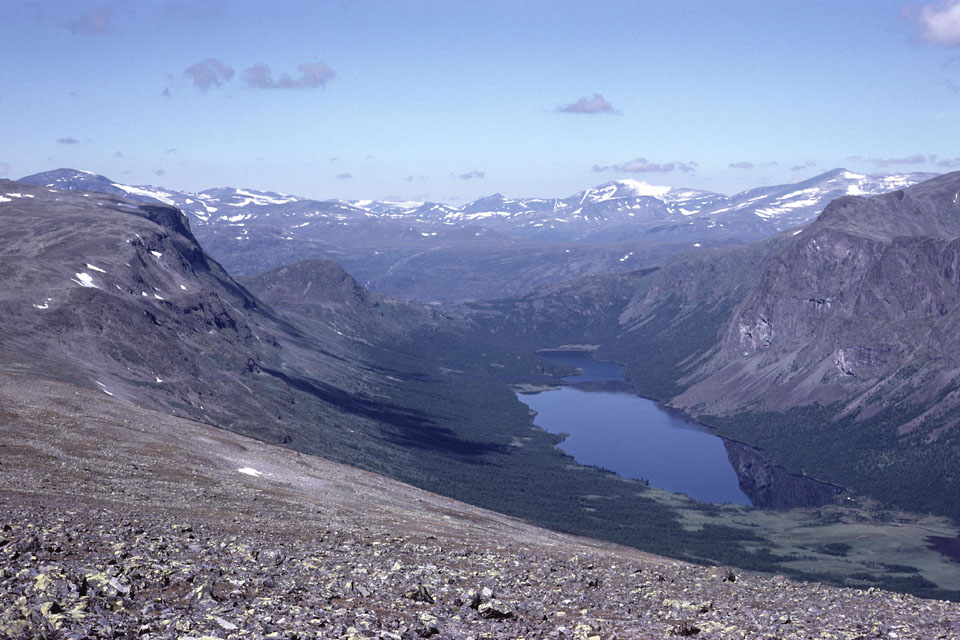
[519,351,752,506]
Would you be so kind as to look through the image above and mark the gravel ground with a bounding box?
[1,372,959,639]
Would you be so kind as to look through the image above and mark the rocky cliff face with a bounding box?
[723,440,844,509]
[676,173,960,427]
[649,173,960,519]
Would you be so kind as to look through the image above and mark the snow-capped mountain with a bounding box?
[20,168,369,226]
[422,171,936,242]
[354,171,934,243]
[19,167,935,244]
[16,167,939,302]
[703,168,934,228]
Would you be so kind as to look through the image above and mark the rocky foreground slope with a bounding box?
[2,372,958,639]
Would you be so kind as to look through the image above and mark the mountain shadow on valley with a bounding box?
[260,365,504,458]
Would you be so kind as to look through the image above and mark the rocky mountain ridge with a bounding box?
[19,168,933,243]
[680,172,960,419]
[16,168,934,302]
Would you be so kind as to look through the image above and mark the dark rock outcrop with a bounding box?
[723,440,844,509]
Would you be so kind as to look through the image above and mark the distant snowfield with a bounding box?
[111,183,177,206]
[224,189,299,207]
[237,467,264,477]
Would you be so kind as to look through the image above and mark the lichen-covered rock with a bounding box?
[477,600,515,620]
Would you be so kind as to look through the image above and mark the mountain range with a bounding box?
[10,166,960,604]
[18,167,935,302]
[0,177,761,574]
[458,170,960,524]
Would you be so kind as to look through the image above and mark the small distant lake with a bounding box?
[519,351,843,508]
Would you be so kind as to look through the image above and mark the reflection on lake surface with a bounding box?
[520,351,843,508]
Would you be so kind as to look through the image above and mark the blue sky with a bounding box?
[2,0,960,201]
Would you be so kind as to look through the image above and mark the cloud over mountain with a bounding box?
[557,93,620,114]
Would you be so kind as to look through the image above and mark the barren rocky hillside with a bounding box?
[2,372,958,639]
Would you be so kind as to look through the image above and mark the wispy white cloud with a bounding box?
[557,93,621,114]
[593,157,697,173]
[245,62,336,89]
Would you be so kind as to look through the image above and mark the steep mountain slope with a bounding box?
[17,168,933,302]
[681,173,960,414]
[658,172,960,518]
[240,258,451,343]
[0,179,463,476]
